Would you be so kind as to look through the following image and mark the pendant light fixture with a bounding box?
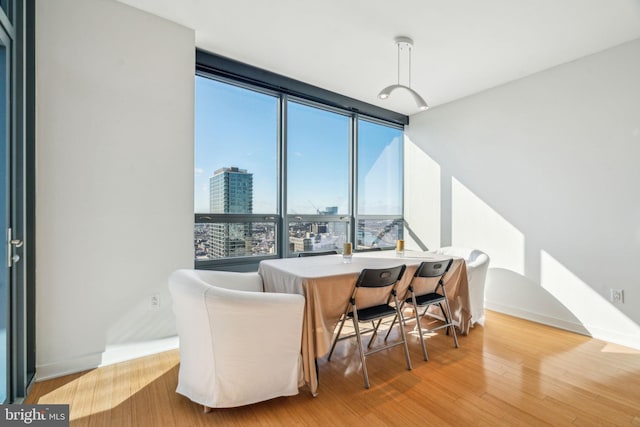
[378,36,429,111]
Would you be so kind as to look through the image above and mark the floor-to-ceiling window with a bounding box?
[194,76,279,267]
[194,52,406,270]
[286,100,350,255]
[355,118,404,250]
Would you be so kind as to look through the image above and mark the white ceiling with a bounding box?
[117,0,640,116]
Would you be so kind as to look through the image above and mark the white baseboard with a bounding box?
[36,336,179,382]
[99,336,179,367]
[485,302,640,351]
[35,353,103,382]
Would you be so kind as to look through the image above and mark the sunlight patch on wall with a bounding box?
[452,177,524,273]
[403,136,440,250]
[540,250,640,341]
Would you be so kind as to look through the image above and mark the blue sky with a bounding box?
[195,77,278,213]
[195,76,402,215]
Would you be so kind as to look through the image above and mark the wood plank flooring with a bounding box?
[26,311,640,426]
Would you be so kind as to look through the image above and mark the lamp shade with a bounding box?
[378,84,429,110]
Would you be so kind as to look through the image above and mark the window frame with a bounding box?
[282,96,354,257]
[195,51,406,270]
[354,116,404,251]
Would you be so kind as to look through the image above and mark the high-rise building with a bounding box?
[209,167,253,213]
[209,167,253,258]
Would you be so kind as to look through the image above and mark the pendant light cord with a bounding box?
[397,42,400,85]
[408,44,411,88]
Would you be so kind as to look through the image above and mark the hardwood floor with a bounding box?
[27,311,640,426]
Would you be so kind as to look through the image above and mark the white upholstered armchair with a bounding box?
[432,247,490,326]
[168,269,305,410]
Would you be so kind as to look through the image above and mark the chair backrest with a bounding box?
[297,250,338,257]
[191,269,263,292]
[414,259,453,279]
[355,264,406,288]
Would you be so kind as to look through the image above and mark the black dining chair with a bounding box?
[386,259,457,361]
[327,264,411,389]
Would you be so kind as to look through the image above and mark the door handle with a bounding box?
[7,228,23,267]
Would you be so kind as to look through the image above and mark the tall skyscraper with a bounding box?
[209,167,253,258]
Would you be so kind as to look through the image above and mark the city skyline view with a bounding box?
[194,163,402,260]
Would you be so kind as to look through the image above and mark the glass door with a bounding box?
[0,24,9,404]
[0,0,27,402]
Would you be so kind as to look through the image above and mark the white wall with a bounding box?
[36,0,195,378]
[405,38,640,350]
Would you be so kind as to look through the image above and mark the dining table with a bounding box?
[258,250,471,395]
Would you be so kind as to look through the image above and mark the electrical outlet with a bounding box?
[150,293,160,309]
[610,289,624,304]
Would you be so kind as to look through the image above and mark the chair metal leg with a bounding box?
[437,302,451,336]
[328,314,348,361]
[351,310,370,389]
[411,295,429,361]
[368,319,383,348]
[439,287,459,348]
[417,300,458,351]
[383,313,398,341]
[442,301,459,348]
[393,294,413,371]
